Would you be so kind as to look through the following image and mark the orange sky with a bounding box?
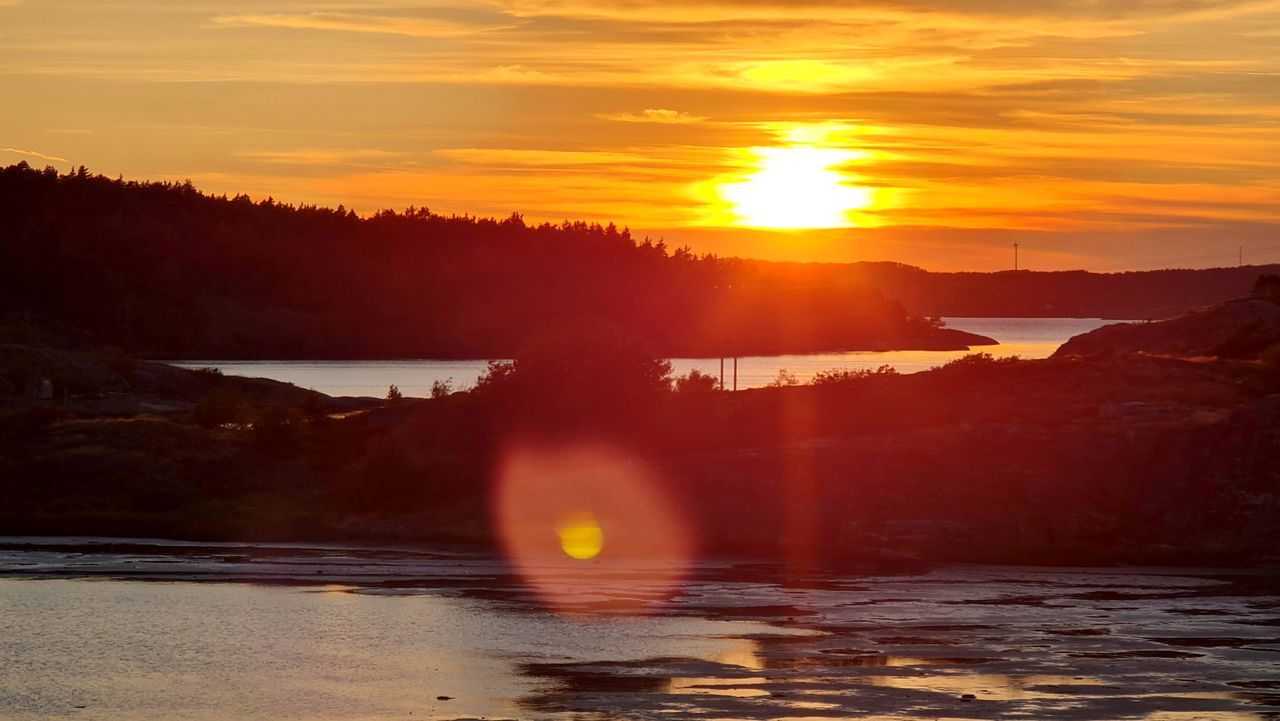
[2,1,1279,271]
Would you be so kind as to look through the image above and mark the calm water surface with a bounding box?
[168,317,1124,397]
[1,538,1277,721]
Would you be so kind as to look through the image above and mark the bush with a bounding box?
[474,322,673,399]
[386,384,404,401]
[766,369,799,387]
[474,360,516,392]
[812,364,899,385]
[430,378,454,399]
[674,369,720,393]
[939,352,1021,370]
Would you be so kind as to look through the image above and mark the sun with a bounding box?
[716,145,875,230]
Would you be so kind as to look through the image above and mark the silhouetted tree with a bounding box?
[430,379,454,399]
[674,369,720,393]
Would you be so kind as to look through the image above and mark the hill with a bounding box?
[751,261,1280,320]
[0,163,985,359]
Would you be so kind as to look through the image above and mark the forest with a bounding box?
[0,163,975,359]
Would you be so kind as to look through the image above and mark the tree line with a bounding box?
[0,163,946,359]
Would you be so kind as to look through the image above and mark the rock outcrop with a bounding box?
[1054,299,1280,359]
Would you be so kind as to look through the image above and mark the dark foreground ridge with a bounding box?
[3,288,1279,568]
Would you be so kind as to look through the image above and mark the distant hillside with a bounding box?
[1055,298,1280,360]
[0,164,985,359]
[752,261,1280,320]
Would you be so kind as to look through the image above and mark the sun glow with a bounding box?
[707,124,879,230]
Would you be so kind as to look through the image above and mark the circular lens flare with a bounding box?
[557,512,604,560]
[492,443,693,614]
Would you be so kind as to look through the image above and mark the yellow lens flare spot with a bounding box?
[556,512,604,560]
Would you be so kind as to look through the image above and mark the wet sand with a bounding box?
[1,537,1278,720]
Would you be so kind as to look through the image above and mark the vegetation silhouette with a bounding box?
[3,285,1280,564]
[674,369,720,393]
[0,163,981,359]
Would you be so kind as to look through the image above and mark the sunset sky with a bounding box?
[3,1,1279,270]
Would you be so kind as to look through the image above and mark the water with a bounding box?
[168,317,1123,397]
[1,538,1277,721]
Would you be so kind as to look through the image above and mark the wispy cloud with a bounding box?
[234,148,408,166]
[2,147,69,163]
[596,108,707,123]
[212,11,508,38]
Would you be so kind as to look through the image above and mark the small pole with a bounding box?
[719,357,725,391]
[733,357,738,391]
[1014,241,1020,271]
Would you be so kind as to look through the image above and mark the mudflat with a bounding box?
[3,538,1278,721]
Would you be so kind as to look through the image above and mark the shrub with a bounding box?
[812,364,899,385]
[939,352,1021,370]
[474,322,673,399]
[430,378,454,399]
[474,360,516,391]
[674,368,720,393]
[386,384,404,401]
[766,369,799,387]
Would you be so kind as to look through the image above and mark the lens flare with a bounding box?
[492,444,693,614]
[557,511,604,560]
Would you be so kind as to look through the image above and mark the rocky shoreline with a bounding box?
[2,295,1279,567]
